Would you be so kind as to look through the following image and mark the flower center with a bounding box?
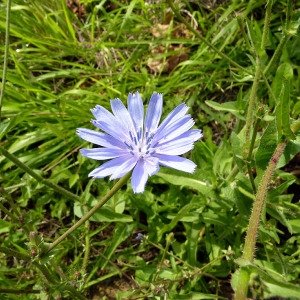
[124,129,156,158]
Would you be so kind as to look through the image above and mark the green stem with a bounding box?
[167,0,251,75]
[244,142,286,260]
[244,58,261,158]
[260,0,272,50]
[246,119,261,193]
[0,146,80,202]
[0,0,11,122]
[234,142,286,300]
[46,172,131,254]
[263,34,290,76]
[81,205,90,272]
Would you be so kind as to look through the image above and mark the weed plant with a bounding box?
[1,0,300,299]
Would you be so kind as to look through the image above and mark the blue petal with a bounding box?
[144,93,163,135]
[76,128,126,149]
[155,138,195,155]
[92,119,129,142]
[144,156,160,176]
[155,154,197,173]
[110,99,135,133]
[131,157,159,193]
[89,155,134,178]
[110,156,138,179]
[155,103,189,138]
[152,115,194,145]
[156,129,203,152]
[80,148,128,160]
[131,159,148,193]
[128,92,144,133]
[91,104,114,122]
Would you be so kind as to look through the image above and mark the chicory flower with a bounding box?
[77,92,202,193]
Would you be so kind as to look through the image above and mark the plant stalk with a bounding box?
[234,142,286,300]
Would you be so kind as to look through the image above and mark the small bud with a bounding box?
[30,249,37,256]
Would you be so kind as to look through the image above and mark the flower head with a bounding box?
[77,92,202,193]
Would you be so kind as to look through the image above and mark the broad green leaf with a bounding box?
[277,136,300,168]
[156,168,214,196]
[255,120,278,172]
[74,202,133,223]
[0,219,10,234]
[205,100,245,120]
[233,263,300,298]
[274,63,294,141]
[288,219,300,234]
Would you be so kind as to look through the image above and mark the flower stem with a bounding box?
[234,142,286,300]
[81,205,90,272]
[45,172,132,254]
[0,0,11,122]
[243,58,261,158]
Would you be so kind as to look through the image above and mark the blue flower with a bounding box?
[77,92,202,193]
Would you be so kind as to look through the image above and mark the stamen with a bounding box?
[129,131,134,142]
[124,141,133,150]
[137,128,142,141]
[152,141,159,148]
[146,133,154,145]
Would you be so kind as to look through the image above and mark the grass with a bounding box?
[1,0,300,299]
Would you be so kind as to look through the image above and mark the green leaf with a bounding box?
[156,168,214,196]
[0,219,10,234]
[277,136,300,168]
[205,100,245,120]
[274,63,295,141]
[288,219,300,234]
[255,120,278,172]
[74,202,133,223]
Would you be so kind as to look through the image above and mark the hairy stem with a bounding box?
[234,142,286,300]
